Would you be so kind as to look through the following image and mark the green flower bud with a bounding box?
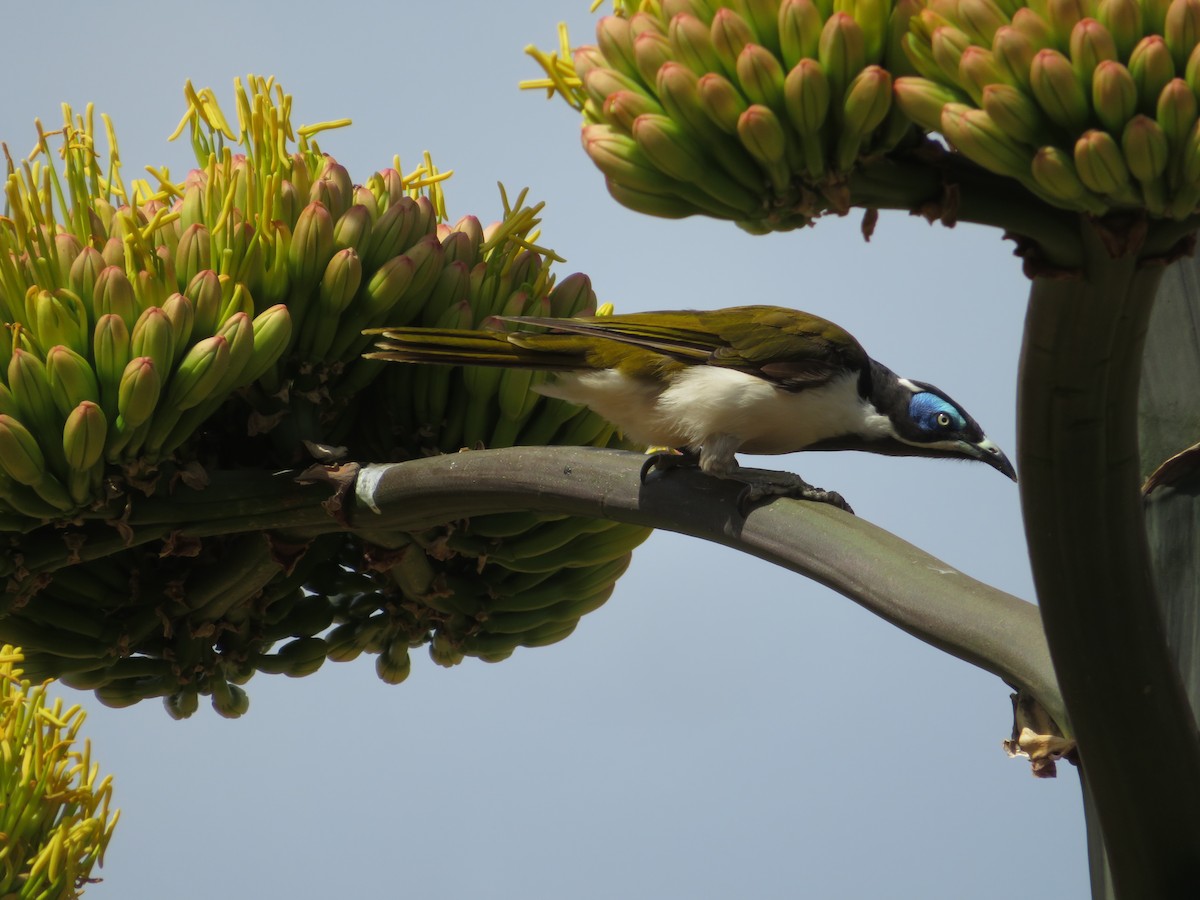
[333,205,374,260]
[363,196,420,271]
[778,0,823,70]
[184,269,222,338]
[100,236,124,268]
[588,121,694,197]
[318,248,363,319]
[398,234,446,303]
[276,179,300,228]
[179,181,205,231]
[224,221,263,297]
[982,83,1047,145]
[654,62,737,157]
[134,266,170,312]
[1145,0,1174,36]
[317,158,353,220]
[1074,128,1133,194]
[419,260,471,328]
[1121,114,1169,181]
[736,43,787,111]
[957,0,1009,47]
[362,255,417,318]
[351,185,379,220]
[309,178,346,229]
[597,15,643,87]
[288,152,314,202]
[583,70,643,118]
[374,167,408,210]
[45,345,100,418]
[1129,36,1176,115]
[1070,18,1119,85]
[163,334,230,411]
[784,58,832,134]
[176,223,212,291]
[91,266,137,331]
[548,272,598,319]
[162,292,195,362]
[375,640,411,685]
[1157,77,1198,154]
[735,0,781,51]
[0,383,17,418]
[242,304,292,384]
[8,347,59,434]
[852,0,890,64]
[1166,0,1200,71]
[940,103,1034,178]
[131,306,175,377]
[92,313,131,413]
[668,13,726,77]
[1181,116,1200,182]
[634,29,674,87]
[1092,60,1139,133]
[958,46,1006,105]
[698,71,751,133]
[992,25,1037,91]
[842,64,892,137]
[68,246,106,312]
[117,357,161,428]
[63,400,106,471]
[52,232,83,290]
[630,10,666,39]
[1030,48,1091,133]
[902,31,945,85]
[1032,144,1103,207]
[213,311,255,393]
[736,104,789,185]
[1046,0,1085,45]
[821,13,867,101]
[0,414,48,485]
[711,8,756,77]
[633,113,708,181]
[1097,0,1143,60]
[893,76,969,132]
[604,89,661,132]
[287,201,335,290]
[29,289,89,357]
[1010,9,1055,53]
[932,25,973,87]
[886,0,923,77]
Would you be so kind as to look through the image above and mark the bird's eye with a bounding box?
[936,412,952,428]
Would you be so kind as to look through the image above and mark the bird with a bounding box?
[365,305,1016,513]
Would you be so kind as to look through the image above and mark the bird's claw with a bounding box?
[735,474,855,517]
[639,449,700,483]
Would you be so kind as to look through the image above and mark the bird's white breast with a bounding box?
[537,367,890,456]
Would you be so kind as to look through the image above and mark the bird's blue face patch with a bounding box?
[909,392,966,434]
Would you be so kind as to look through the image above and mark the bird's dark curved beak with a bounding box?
[973,437,1017,482]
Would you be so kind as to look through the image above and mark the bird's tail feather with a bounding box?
[364,327,588,371]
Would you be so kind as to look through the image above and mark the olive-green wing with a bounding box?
[505,305,868,388]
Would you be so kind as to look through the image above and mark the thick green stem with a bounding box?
[1017,218,1200,898]
[850,152,1085,267]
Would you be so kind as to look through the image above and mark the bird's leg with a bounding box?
[727,466,854,516]
[639,447,701,482]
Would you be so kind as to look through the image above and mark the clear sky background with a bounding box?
[3,1,1088,897]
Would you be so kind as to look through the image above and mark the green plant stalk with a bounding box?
[349,446,1064,728]
[1017,217,1200,898]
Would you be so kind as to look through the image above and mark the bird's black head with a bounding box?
[885,377,1017,480]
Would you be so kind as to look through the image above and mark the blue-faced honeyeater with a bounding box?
[366,305,1015,512]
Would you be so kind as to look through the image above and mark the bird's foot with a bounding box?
[639,448,701,483]
[731,469,854,517]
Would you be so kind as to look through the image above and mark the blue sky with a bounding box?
[2,1,1086,897]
